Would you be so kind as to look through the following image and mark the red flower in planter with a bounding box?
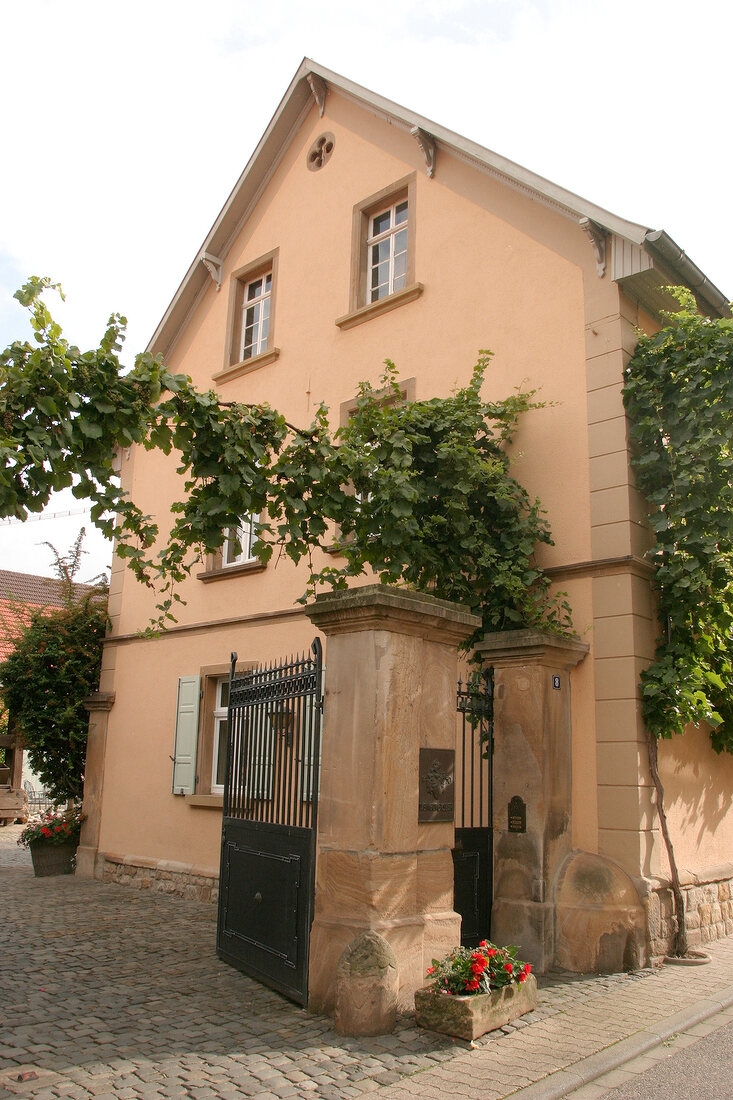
[425,941,530,998]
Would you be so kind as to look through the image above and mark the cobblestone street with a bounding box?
[2,825,733,1100]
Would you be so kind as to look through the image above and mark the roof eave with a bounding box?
[147,59,315,359]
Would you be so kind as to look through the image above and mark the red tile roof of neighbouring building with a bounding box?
[0,570,102,662]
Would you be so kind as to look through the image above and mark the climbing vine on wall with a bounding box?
[0,278,571,642]
[623,289,733,754]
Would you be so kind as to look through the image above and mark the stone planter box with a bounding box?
[29,840,77,878]
[414,974,537,1041]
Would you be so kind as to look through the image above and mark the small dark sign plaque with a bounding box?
[418,748,455,822]
[508,795,526,833]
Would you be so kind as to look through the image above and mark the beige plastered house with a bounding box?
[78,60,733,995]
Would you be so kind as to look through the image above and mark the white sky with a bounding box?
[1,0,731,580]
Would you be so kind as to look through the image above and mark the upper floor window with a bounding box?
[217,248,280,383]
[368,200,408,302]
[222,514,258,568]
[198,512,266,581]
[336,175,422,331]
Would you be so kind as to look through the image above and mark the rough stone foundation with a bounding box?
[100,853,219,904]
[646,863,733,959]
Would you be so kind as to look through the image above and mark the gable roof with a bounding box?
[149,59,729,360]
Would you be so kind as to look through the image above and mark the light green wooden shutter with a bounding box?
[172,676,201,795]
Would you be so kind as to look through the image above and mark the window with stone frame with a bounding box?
[197,512,267,582]
[216,249,280,383]
[336,175,422,331]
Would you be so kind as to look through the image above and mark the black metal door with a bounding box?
[217,640,323,1006]
[453,669,493,947]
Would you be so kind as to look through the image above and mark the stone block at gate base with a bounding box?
[554,851,646,972]
[335,931,398,1036]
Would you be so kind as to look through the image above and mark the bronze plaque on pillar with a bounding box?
[418,749,455,822]
[508,796,526,833]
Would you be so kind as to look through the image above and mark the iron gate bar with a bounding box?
[455,668,493,829]
[454,667,493,948]
[224,640,323,830]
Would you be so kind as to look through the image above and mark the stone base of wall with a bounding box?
[100,852,219,904]
[646,862,733,959]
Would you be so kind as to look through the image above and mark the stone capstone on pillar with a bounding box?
[305,585,481,1018]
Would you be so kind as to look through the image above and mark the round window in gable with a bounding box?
[307,132,335,171]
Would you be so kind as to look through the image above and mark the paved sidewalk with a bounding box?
[2,826,733,1100]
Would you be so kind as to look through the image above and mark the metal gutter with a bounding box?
[644,230,730,318]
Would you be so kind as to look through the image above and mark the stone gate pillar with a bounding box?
[305,585,480,1016]
[475,629,588,972]
[76,690,115,879]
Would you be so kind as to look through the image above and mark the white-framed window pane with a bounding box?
[367,200,409,304]
[260,298,270,347]
[240,272,272,360]
[214,717,228,788]
[371,209,392,236]
[212,676,230,792]
[222,515,258,567]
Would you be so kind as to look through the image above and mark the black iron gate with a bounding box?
[453,668,493,947]
[217,639,323,1005]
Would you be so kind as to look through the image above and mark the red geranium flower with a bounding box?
[504,963,513,973]
[426,966,435,975]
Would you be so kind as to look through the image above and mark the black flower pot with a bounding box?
[29,840,77,877]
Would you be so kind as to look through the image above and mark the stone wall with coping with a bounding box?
[100,853,219,904]
[645,863,733,959]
